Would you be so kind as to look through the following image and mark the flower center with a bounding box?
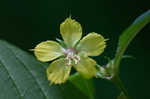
[64,48,80,66]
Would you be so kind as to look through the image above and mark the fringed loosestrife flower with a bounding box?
[34,17,107,84]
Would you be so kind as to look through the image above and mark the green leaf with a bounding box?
[0,40,94,99]
[117,92,128,99]
[114,10,150,74]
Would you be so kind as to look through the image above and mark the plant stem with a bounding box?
[111,75,129,99]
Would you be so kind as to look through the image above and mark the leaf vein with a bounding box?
[0,60,22,99]
[4,43,49,99]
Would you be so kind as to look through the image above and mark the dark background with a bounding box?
[0,0,150,99]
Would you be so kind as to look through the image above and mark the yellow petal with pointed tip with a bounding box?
[34,41,64,62]
[77,33,106,56]
[74,56,97,79]
[60,17,82,47]
[47,58,72,84]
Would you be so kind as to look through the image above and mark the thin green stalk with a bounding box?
[111,75,129,99]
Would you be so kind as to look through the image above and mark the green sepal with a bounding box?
[56,38,67,48]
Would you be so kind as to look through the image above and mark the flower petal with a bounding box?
[47,58,72,84]
[77,32,106,56]
[74,56,97,78]
[34,41,64,62]
[60,17,82,47]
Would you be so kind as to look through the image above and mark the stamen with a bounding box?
[66,58,72,66]
[64,48,80,66]
[73,55,80,65]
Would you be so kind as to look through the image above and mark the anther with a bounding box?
[64,48,80,66]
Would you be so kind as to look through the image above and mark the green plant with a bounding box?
[0,9,150,99]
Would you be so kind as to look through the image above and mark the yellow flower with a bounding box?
[34,17,107,84]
